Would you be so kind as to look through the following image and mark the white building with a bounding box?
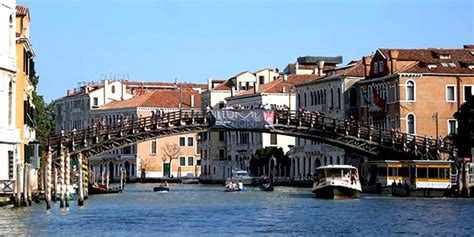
[0,0,19,181]
[199,69,279,182]
[291,60,365,180]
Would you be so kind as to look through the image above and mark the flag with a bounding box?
[372,87,385,110]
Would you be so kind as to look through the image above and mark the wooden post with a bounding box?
[27,164,32,205]
[65,152,70,207]
[83,158,89,199]
[14,163,21,207]
[77,153,84,206]
[23,164,30,206]
[53,167,58,202]
[45,151,52,209]
[59,151,65,208]
[106,169,110,189]
[120,168,124,190]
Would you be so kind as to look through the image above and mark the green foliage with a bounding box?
[250,147,290,176]
[32,76,54,143]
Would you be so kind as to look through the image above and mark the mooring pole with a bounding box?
[65,151,71,207]
[59,151,65,208]
[45,150,52,209]
[77,153,84,206]
[53,167,58,202]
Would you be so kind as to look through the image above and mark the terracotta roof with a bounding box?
[212,81,231,91]
[378,48,474,74]
[124,81,206,89]
[324,61,365,79]
[16,6,29,17]
[99,89,201,110]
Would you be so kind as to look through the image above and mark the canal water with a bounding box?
[1,183,474,236]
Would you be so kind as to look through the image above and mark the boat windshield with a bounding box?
[324,168,355,178]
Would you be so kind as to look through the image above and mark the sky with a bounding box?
[17,0,474,102]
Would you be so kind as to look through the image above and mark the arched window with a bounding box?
[407,114,415,134]
[297,94,301,108]
[111,85,115,93]
[310,91,314,105]
[406,80,415,101]
[394,81,399,101]
[337,87,341,109]
[330,88,334,108]
[304,92,307,107]
[323,89,326,104]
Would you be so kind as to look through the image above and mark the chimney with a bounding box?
[85,86,89,93]
[283,74,288,81]
[254,81,259,94]
[295,62,299,74]
[175,78,179,85]
[363,56,372,77]
[190,94,195,107]
[317,60,325,76]
[207,78,212,90]
[389,50,399,73]
[67,89,73,96]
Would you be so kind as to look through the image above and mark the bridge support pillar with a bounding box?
[77,153,85,206]
[65,152,71,207]
[45,150,52,209]
[59,151,65,208]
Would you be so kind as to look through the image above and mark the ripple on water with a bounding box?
[1,184,474,236]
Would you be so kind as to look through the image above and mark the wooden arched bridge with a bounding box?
[42,109,454,208]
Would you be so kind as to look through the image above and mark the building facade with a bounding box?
[0,0,19,181]
[88,89,202,181]
[358,46,474,155]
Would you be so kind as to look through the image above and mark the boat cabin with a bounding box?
[315,165,359,183]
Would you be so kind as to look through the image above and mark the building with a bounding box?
[88,89,202,181]
[15,6,38,170]
[54,79,206,133]
[283,56,342,75]
[357,46,474,159]
[0,0,19,182]
[291,60,365,180]
[199,68,279,182]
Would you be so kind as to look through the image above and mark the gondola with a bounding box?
[153,186,170,192]
[259,182,274,192]
[88,183,123,195]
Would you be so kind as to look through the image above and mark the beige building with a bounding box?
[89,89,202,181]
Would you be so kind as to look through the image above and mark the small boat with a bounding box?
[224,179,244,192]
[313,165,362,199]
[88,183,123,195]
[181,174,200,184]
[259,182,274,192]
[153,186,170,193]
[231,169,253,185]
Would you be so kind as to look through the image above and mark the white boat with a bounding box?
[231,169,253,185]
[181,174,200,184]
[312,165,362,199]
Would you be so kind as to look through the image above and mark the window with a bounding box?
[394,81,399,101]
[337,88,341,109]
[219,149,225,159]
[407,114,415,134]
[8,81,13,126]
[464,85,473,102]
[111,85,115,93]
[188,157,194,166]
[93,97,99,106]
[259,76,265,84]
[448,120,457,135]
[374,62,379,73]
[330,88,334,108]
[270,134,277,145]
[406,81,415,101]
[179,137,186,146]
[188,137,194,146]
[150,140,157,155]
[378,61,384,73]
[180,157,186,166]
[219,131,225,141]
[446,86,456,102]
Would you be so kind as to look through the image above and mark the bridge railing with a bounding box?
[46,109,454,159]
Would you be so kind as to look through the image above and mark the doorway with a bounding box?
[163,162,170,177]
[109,161,114,182]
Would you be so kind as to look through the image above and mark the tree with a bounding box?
[31,75,54,144]
[161,143,181,177]
[250,147,290,177]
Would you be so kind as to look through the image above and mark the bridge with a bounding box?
[42,110,454,208]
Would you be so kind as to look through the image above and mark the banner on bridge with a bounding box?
[209,109,274,129]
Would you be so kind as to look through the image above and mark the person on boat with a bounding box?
[350,171,358,184]
[164,181,169,188]
[238,179,243,191]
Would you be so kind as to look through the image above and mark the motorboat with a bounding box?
[312,165,362,199]
[181,174,200,184]
[224,179,244,192]
[231,169,253,185]
[259,182,274,192]
[153,182,170,193]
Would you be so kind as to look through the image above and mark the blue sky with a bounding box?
[18,0,473,102]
